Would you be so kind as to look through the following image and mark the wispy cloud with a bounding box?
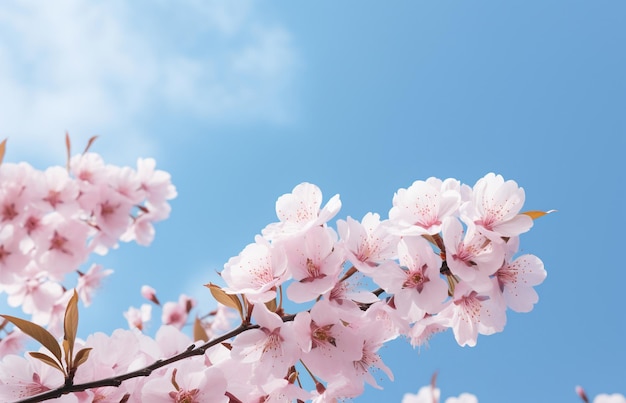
[0,0,298,164]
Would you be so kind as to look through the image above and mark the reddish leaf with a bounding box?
[0,138,6,165]
[1,314,63,364]
[205,283,244,320]
[65,132,71,171]
[193,317,209,342]
[83,135,99,154]
[265,298,277,313]
[29,352,65,375]
[73,347,92,369]
[63,290,79,368]
[521,210,557,220]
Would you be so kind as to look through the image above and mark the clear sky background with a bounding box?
[0,1,624,402]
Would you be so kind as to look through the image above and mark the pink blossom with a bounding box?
[0,329,27,357]
[262,182,341,241]
[124,304,152,331]
[141,284,160,305]
[5,269,64,326]
[0,354,76,402]
[438,282,506,347]
[0,225,30,284]
[141,360,227,403]
[463,173,532,240]
[337,212,398,274]
[293,300,363,382]
[161,294,195,329]
[76,264,113,306]
[389,177,462,236]
[442,217,504,290]
[495,254,546,312]
[221,235,289,304]
[231,303,300,383]
[373,237,448,319]
[284,226,344,303]
[135,157,177,205]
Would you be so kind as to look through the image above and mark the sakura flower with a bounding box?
[262,182,341,242]
[463,173,532,240]
[221,235,289,304]
[337,213,398,274]
[124,304,152,331]
[284,226,344,303]
[0,329,27,357]
[389,177,462,236]
[142,361,228,403]
[230,303,300,383]
[162,294,195,329]
[31,166,80,217]
[141,284,160,305]
[593,394,626,403]
[5,268,64,326]
[438,282,506,347]
[0,354,76,402]
[442,217,504,290]
[495,254,546,312]
[0,225,30,284]
[293,300,363,382]
[343,317,394,393]
[34,212,90,280]
[76,263,113,306]
[135,157,177,205]
[373,237,448,320]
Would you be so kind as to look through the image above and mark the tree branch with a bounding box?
[17,322,260,403]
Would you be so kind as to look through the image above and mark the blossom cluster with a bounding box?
[0,168,550,402]
[0,149,176,336]
[213,174,547,400]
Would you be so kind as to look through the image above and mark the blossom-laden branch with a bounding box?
[14,322,261,403]
[0,138,557,402]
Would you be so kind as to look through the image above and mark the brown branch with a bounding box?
[16,322,261,403]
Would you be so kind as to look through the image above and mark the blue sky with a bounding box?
[1,1,624,402]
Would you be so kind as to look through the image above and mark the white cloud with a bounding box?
[0,0,298,165]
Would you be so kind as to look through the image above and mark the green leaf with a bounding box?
[28,352,65,375]
[1,314,63,364]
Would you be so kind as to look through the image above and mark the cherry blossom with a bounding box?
[221,235,289,304]
[284,226,344,303]
[389,177,462,236]
[462,173,532,240]
[262,182,341,242]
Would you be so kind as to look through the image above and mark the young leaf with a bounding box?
[265,298,277,313]
[193,317,209,342]
[0,138,7,165]
[522,210,557,220]
[65,132,71,171]
[83,135,99,154]
[64,290,80,369]
[1,314,63,364]
[29,352,65,375]
[205,283,244,320]
[73,347,93,369]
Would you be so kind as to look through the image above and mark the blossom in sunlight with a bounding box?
[262,182,341,242]
[76,263,113,306]
[462,173,532,240]
[124,304,152,331]
[221,235,289,304]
